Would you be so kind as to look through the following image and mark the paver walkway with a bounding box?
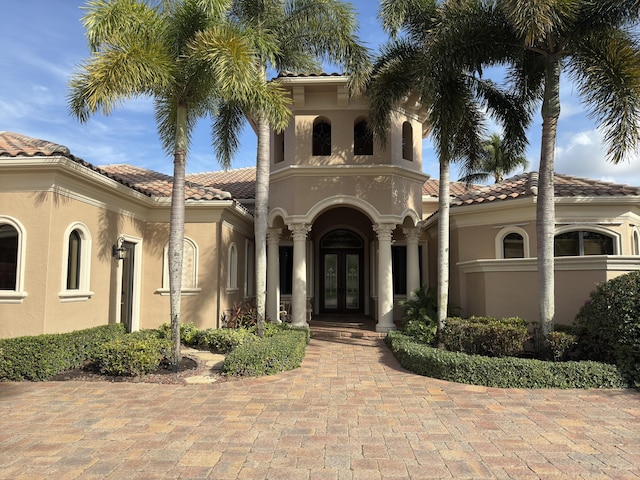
[1,334,639,479]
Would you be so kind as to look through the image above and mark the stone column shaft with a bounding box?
[266,229,281,323]
[289,224,311,327]
[374,224,396,332]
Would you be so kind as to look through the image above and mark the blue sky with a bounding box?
[2,0,640,185]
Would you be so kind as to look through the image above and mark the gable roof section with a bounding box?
[101,164,232,201]
[0,132,231,201]
[187,167,256,199]
[452,172,640,207]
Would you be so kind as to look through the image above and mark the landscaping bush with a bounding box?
[574,271,640,387]
[197,327,254,353]
[223,328,309,376]
[546,330,577,361]
[385,331,627,389]
[0,324,126,381]
[441,316,529,357]
[95,330,171,377]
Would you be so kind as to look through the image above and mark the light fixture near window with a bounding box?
[112,235,126,260]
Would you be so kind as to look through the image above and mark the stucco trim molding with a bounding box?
[458,256,640,274]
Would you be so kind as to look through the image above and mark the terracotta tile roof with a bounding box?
[451,172,640,206]
[0,131,72,158]
[278,72,344,78]
[100,164,232,201]
[422,179,479,197]
[0,132,231,201]
[187,167,256,199]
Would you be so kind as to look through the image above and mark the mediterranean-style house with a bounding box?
[1,74,639,339]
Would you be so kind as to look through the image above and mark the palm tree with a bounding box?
[459,132,529,184]
[68,0,290,369]
[369,0,531,343]
[214,0,371,334]
[454,1,640,336]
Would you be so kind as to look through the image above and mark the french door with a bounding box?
[320,250,363,314]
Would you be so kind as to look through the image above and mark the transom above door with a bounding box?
[320,230,364,314]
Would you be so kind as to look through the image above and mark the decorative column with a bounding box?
[404,227,421,299]
[266,228,281,323]
[374,223,396,332]
[289,223,311,328]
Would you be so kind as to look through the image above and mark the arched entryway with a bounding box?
[319,229,364,314]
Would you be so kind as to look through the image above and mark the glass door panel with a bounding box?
[323,253,338,309]
[345,253,359,310]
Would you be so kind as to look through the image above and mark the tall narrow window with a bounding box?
[312,118,331,156]
[402,121,413,161]
[274,131,285,163]
[0,224,18,291]
[503,233,524,259]
[279,246,293,295]
[67,230,81,290]
[228,243,238,290]
[634,229,640,255]
[245,240,254,297]
[354,118,373,155]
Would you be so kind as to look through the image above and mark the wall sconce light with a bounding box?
[112,236,126,260]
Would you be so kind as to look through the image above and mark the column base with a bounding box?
[375,323,397,333]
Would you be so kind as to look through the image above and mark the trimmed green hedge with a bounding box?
[95,330,171,377]
[386,331,627,389]
[441,316,529,357]
[0,324,126,381]
[223,328,310,376]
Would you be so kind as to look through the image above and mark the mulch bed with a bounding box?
[48,355,228,385]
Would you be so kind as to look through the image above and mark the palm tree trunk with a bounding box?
[168,103,188,372]
[436,158,451,346]
[254,67,270,338]
[537,58,561,338]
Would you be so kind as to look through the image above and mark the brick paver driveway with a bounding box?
[1,335,639,479]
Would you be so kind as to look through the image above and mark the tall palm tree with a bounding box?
[369,0,531,343]
[454,1,640,336]
[68,0,290,369]
[214,0,371,334]
[459,132,529,184]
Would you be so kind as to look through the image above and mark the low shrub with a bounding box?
[546,330,577,361]
[385,331,627,389]
[157,321,200,347]
[574,272,640,387]
[223,328,309,376]
[197,327,254,353]
[441,316,529,357]
[95,330,171,377]
[0,324,126,381]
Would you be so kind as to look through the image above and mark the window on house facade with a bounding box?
[160,238,199,294]
[391,245,423,295]
[0,223,19,291]
[274,131,285,163]
[554,230,615,256]
[634,229,640,255]
[279,246,293,295]
[402,121,413,161]
[503,232,525,259]
[354,118,373,155]
[66,230,82,290]
[312,118,331,156]
[228,243,238,290]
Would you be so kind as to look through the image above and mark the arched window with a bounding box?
[0,216,27,303]
[633,229,640,256]
[228,243,238,290]
[0,224,19,291]
[495,227,529,259]
[312,118,331,156]
[274,131,285,163]
[554,230,615,256]
[354,118,373,155]
[402,121,413,161]
[67,230,82,290]
[503,233,524,259]
[160,238,199,294]
[60,223,93,301]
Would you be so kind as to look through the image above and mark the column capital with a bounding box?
[403,227,421,244]
[289,223,311,240]
[373,223,395,242]
[267,228,282,244]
